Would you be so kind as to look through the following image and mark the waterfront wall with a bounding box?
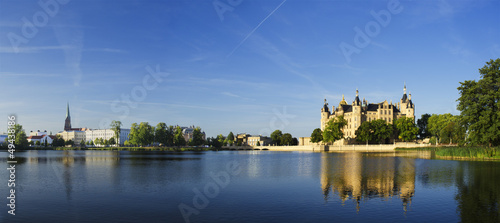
[224,143,429,152]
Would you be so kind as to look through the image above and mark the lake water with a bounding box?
[1,150,499,223]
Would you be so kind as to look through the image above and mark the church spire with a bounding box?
[66,102,70,118]
[64,102,72,131]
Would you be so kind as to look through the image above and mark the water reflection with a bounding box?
[455,161,500,222]
[320,152,415,212]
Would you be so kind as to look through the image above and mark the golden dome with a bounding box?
[339,94,347,105]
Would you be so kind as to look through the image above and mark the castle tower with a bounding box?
[399,83,415,120]
[321,99,330,131]
[64,102,72,131]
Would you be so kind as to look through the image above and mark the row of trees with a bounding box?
[310,116,418,144]
[415,59,499,147]
[123,122,205,147]
[271,130,298,146]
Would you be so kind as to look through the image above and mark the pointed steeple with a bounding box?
[66,102,70,118]
[64,102,72,131]
[404,82,407,94]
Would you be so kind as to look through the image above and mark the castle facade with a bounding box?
[321,85,415,139]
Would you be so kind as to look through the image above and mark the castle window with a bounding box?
[389,118,391,122]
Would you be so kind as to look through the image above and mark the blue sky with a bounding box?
[1,0,499,138]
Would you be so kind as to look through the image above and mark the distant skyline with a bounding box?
[1,0,499,137]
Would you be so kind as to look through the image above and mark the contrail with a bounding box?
[226,0,287,58]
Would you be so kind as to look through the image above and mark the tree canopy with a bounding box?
[281,133,293,145]
[395,117,418,142]
[110,120,122,146]
[271,130,283,146]
[322,116,347,144]
[417,113,431,139]
[457,58,500,146]
[310,128,323,143]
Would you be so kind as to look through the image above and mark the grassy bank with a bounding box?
[396,146,500,159]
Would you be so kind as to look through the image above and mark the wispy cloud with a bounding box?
[227,0,288,58]
[0,45,73,53]
[0,45,125,54]
[0,72,64,77]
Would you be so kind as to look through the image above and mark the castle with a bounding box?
[321,85,415,140]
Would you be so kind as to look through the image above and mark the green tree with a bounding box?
[174,126,186,146]
[12,124,28,148]
[155,122,168,146]
[323,116,347,144]
[457,59,500,146]
[417,113,431,139]
[224,132,234,146]
[281,133,293,145]
[428,113,456,144]
[65,140,74,147]
[395,117,418,142]
[355,121,373,144]
[35,141,41,146]
[52,135,65,147]
[371,119,393,143]
[256,141,261,146]
[310,128,323,143]
[128,123,139,146]
[166,125,175,146]
[80,139,86,148]
[110,120,122,146]
[216,134,225,147]
[108,137,116,145]
[137,122,154,146]
[271,130,283,146]
[189,127,205,146]
[292,137,299,146]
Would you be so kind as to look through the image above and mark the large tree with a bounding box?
[310,128,323,143]
[417,113,431,139]
[457,58,500,146]
[281,133,293,145]
[371,119,393,143]
[355,121,373,144]
[137,122,154,146]
[110,120,122,146]
[128,123,139,146]
[271,130,283,146]
[395,117,418,142]
[189,127,205,146]
[12,124,28,148]
[428,113,458,144]
[224,132,234,146]
[155,122,168,146]
[322,116,347,144]
[174,126,186,146]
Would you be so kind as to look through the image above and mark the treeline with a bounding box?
[417,113,465,145]
[123,122,205,147]
[310,116,418,144]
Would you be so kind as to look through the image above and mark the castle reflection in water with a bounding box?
[320,152,415,212]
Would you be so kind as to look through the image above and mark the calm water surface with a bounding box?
[0,150,499,223]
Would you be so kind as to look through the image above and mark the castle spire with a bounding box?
[404,82,407,94]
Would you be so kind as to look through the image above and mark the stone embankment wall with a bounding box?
[223,143,429,152]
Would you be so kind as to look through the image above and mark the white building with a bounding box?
[85,128,130,146]
[57,130,86,146]
[27,135,55,145]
